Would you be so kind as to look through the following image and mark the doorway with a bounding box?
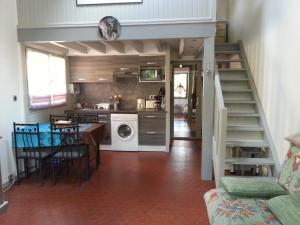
[171,63,202,140]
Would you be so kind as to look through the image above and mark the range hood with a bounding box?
[113,67,139,79]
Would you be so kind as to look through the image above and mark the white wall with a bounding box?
[228,0,300,164]
[0,0,24,184]
[0,1,75,185]
[17,0,215,28]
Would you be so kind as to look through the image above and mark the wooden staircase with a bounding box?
[214,42,279,179]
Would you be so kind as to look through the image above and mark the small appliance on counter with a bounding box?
[95,103,110,110]
[145,99,156,109]
[137,99,145,110]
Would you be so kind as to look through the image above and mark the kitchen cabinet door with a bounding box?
[70,73,113,83]
[98,113,111,145]
[139,113,166,146]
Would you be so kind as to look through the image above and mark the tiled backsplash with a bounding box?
[76,78,164,109]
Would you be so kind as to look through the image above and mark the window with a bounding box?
[26,49,67,109]
[174,73,188,98]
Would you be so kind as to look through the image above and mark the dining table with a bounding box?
[15,123,106,171]
[81,123,105,169]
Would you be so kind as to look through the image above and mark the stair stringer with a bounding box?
[238,40,280,176]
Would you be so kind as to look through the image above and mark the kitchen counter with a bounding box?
[65,108,167,114]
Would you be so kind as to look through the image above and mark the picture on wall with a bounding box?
[77,0,142,5]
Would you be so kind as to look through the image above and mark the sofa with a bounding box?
[204,136,300,225]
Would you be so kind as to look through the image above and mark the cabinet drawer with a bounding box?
[139,119,165,133]
[139,132,165,146]
[139,113,165,146]
[98,114,109,120]
[139,113,166,120]
[98,113,111,145]
[101,122,111,145]
[77,114,98,123]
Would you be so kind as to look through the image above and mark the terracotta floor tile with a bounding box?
[0,140,214,225]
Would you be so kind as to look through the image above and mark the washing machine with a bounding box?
[111,114,138,151]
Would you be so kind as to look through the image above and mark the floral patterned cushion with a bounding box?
[277,146,300,193]
[204,188,281,225]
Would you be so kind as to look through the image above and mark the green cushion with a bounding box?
[267,195,300,225]
[277,146,300,193]
[221,177,287,198]
[289,192,300,207]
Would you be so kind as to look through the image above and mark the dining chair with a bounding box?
[50,123,89,185]
[13,123,54,185]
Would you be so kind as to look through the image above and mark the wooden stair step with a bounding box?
[215,43,238,46]
[217,59,243,62]
[215,50,241,54]
[222,88,253,93]
[221,77,249,81]
[225,157,275,166]
[226,140,269,148]
[228,113,260,117]
[225,100,256,104]
[227,125,264,132]
[219,68,247,72]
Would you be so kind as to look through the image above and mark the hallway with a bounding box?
[1,140,214,225]
[174,115,197,138]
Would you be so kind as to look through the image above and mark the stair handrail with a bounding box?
[213,66,228,187]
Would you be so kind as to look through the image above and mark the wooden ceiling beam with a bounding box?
[194,42,204,59]
[102,41,125,53]
[25,43,69,55]
[153,40,163,52]
[53,42,88,54]
[80,41,106,53]
[179,39,185,58]
[129,41,144,53]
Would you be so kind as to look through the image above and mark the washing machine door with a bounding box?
[117,123,134,141]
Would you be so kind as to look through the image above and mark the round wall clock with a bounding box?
[99,16,121,41]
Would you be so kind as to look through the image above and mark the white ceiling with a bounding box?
[26,38,204,59]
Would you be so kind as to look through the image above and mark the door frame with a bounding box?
[170,62,202,141]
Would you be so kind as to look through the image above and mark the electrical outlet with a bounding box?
[8,174,15,183]
[149,95,156,100]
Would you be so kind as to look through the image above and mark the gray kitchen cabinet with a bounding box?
[97,113,111,145]
[70,73,113,83]
[69,55,165,83]
[138,113,166,146]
